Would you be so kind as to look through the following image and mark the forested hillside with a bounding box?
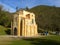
[29,5,60,31]
[0,5,60,32]
[0,5,12,27]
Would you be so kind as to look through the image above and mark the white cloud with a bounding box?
[0,2,16,13]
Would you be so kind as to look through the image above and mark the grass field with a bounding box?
[11,35,60,45]
[0,25,60,45]
[0,25,7,35]
[0,35,60,45]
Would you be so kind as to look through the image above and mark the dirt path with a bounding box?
[0,35,15,45]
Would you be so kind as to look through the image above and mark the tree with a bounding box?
[0,5,12,27]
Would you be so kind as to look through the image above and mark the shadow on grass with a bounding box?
[23,38,60,45]
[5,28,11,35]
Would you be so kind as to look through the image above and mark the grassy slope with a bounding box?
[0,25,7,35]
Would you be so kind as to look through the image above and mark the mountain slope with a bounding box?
[29,5,60,31]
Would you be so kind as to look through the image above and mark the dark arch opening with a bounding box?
[14,28,17,35]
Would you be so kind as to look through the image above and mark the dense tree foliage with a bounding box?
[0,5,12,27]
[29,5,60,31]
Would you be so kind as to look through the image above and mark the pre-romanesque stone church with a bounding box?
[11,10,38,37]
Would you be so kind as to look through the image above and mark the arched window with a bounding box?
[32,19,34,24]
[26,14,30,19]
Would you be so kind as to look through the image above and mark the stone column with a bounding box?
[30,25,34,36]
[32,25,35,36]
[26,25,30,37]
[26,25,28,36]
[34,25,38,36]
[24,19,27,37]
[29,25,31,37]
[22,19,24,36]
[17,15,21,37]
[30,25,31,36]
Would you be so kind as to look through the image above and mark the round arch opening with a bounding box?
[14,28,17,35]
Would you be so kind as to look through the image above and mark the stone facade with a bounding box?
[11,10,38,37]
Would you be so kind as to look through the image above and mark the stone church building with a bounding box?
[11,10,38,37]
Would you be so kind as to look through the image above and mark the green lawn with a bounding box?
[0,25,60,45]
[10,35,60,45]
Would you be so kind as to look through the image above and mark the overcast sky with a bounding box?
[0,0,60,12]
